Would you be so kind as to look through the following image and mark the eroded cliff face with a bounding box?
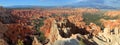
[41,15,101,45]
[40,14,120,45]
[46,18,81,45]
[40,18,55,37]
[93,19,120,45]
[68,15,85,28]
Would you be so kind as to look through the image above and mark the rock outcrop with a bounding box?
[32,36,42,45]
[89,23,102,36]
[0,8,16,24]
[0,22,8,45]
[40,18,55,37]
[104,11,120,17]
[0,39,8,45]
[68,15,85,28]
[67,15,89,35]
[92,19,120,45]
[47,20,80,45]
[45,15,95,45]
[11,9,43,19]
[4,24,34,44]
[0,22,8,38]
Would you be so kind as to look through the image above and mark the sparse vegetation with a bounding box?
[32,18,46,42]
[82,12,119,28]
[61,13,69,18]
[79,39,85,45]
[17,39,24,45]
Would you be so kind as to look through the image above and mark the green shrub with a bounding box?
[32,18,46,42]
[17,39,24,45]
[79,39,85,45]
[82,12,104,26]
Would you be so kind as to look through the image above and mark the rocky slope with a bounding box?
[40,15,100,45]
[40,14,120,45]
[1,7,120,45]
[94,19,120,45]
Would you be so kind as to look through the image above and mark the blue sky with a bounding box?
[0,0,120,7]
[0,0,83,6]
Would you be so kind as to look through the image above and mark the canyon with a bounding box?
[0,7,120,45]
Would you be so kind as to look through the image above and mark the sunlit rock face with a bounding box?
[40,18,55,37]
[32,37,42,45]
[67,15,89,35]
[104,11,120,17]
[101,19,120,34]
[46,20,82,45]
[44,15,94,45]
[88,23,102,36]
[11,9,41,19]
[10,9,59,20]
[0,39,8,45]
[68,15,85,28]
[92,19,120,45]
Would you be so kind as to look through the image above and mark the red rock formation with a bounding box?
[100,19,120,35]
[67,15,102,36]
[92,19,120,45]
[10,8,99,19]
[89,23,102,36]
[4,23,34,44]
[101,19,120,29]
[10,9,52,20]
[40,18,55,37]
[0,22,8,38]
[68,15,86,28]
